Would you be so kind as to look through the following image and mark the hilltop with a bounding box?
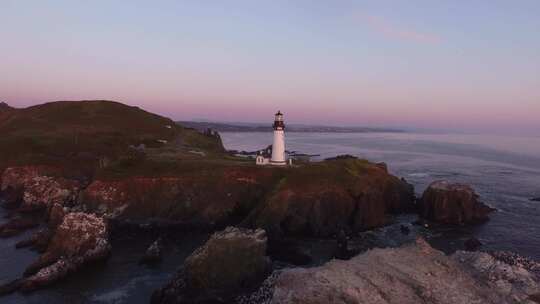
[0,100,224,175]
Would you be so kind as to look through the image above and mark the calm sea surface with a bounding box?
[1,131,539,303]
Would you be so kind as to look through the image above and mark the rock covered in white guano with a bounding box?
[18,212,111,292]
[453,250,540,303]
[0,166,81,210]
[264,238,540,304]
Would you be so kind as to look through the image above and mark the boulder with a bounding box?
[140,238,163,264]
[261,238,539,304]
[419,181,494,225]
[17,212,110,292]
[152,227,270,303]
[0,167,81,211]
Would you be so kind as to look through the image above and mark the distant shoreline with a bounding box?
[178,121,405,134]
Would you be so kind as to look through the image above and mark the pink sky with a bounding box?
[1,1,539,134]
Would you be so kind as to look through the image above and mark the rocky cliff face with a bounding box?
[79,159,415,237]
[80,167,278,224]
[419,180,494,225]
[1,159,415,239]
[0,166,82,211]
[258,238,539,304]
[243,159,415,237]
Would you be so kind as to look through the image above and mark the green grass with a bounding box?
[0,100,226,177]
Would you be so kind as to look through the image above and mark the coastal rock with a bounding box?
[140,238,163,264]
[453,250,540,303]
[19,212,111,292]
[419,180,494,225]
[489,251,540,276]
[0,185,24,209]
[0,217,40,238]
[15,228,52,252]
[264,238,540,304]
[152,227,270,303]
[47,203,67,229]
[244,159,415,237]
[0,166,81,211]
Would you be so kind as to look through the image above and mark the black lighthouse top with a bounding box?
[273,111,285,130]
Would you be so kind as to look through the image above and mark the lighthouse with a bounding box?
[270,111,286,165]
[254,111,290,166]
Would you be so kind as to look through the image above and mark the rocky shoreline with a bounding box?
[1,158,536,303]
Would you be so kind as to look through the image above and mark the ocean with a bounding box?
[1,131,539,303]
[222,131,540,259]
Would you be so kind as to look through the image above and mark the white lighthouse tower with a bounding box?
[270,111,286,165]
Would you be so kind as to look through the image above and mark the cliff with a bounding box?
[79,158,414,237]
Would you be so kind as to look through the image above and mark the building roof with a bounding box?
[258,145,272,158]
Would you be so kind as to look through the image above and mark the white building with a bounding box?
[256,111,290,166]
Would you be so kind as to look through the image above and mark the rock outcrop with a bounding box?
[244,159,415,237]
[140,238,163,264]
[260,238,539,304]
[152,227,270,303]
[419,180,494,225]
[453,250,540,303]
[15,228,52,252]
[0,216,40,238]
[18,212,111,292]
[0,166,81,211]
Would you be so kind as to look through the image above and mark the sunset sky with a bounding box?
[1,1,539,133]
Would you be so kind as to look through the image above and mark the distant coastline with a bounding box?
[177,121,405,133]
